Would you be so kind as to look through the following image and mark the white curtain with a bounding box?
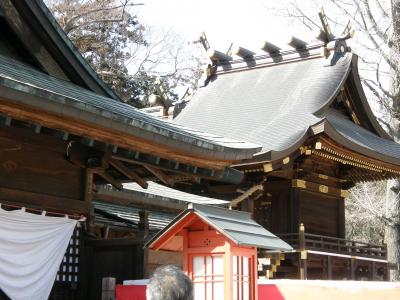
[0,207,78,300]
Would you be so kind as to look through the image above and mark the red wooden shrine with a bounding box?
[146,204,291,300]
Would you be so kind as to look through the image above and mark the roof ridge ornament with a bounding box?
[287,36,308,49]
[260,41,281,54]
[318,7,354,65]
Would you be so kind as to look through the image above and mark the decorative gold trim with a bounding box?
[318,145,400,175]
[351,112,360,125]
[340,190,349,198]
[283,157,290,164]
[292,179,306,188]
[319,185,329,193]
[244,168,264,173]
[263,163,273,173]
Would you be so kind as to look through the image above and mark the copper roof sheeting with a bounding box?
[175,47,400,166]
[0,54,261,162]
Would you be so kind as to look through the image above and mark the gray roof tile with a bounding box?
[146,203,293,251]
[175,52,400,164]
[175,54,351,159]
[123,182,229,206]
[0,54,261,161]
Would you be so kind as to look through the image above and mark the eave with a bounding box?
[10,0,120,100]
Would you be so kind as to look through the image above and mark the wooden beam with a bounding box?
[108,159,148,189]
[292,179,349,198]
[145,165,175,186]
[112,155,205,182]
[230,184,264,208]
[95,171,123,190]
[0,98,232,170]
[0,186,89,214]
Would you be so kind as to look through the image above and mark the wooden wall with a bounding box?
[298,190,345,238]
[254,180,294,234]
[80,238,145,299]
[146,250,182,278]
[0,124,88,211]
[254,180,345,238]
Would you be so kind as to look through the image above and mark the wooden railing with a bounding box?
[278,231,387,259]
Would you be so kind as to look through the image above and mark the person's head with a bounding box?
[146,265,193,300]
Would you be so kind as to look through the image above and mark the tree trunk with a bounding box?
[385,180,400,281]
[386,0,400,281]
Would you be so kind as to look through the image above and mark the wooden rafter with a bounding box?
[145,165,175,186]
[95,170,123,190]
[108,158,148,189]
[230,184,264,208]
[112,155,206,182]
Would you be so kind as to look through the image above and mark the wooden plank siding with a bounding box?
[298,190,344,238]
[0,124,88,212]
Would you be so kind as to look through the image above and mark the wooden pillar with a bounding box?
[101,277,115,300]
[84,169,94,202]
[350,257,356,280]
[181,229,189,273]
[327,256,332,280]
[139,210,149,236]
[372,261,377,281]
[290,188,300,233]
[322,254,328,279]
[248,198,255,218]
[337,197,345,238]
[139,210,149,278]
[299,223,307,279]
[224,241,232,300]
[84,169,95,234]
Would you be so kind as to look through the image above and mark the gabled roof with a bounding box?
[174,46,400,166]
[1,0,119,99]
[0,54,261,163]
[145,203,293,251]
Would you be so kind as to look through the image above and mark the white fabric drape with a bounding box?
[0,207,78,300]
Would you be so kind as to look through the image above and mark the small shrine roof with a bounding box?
[146,203,293,251]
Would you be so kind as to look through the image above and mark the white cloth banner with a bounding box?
[0,207,78,300]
